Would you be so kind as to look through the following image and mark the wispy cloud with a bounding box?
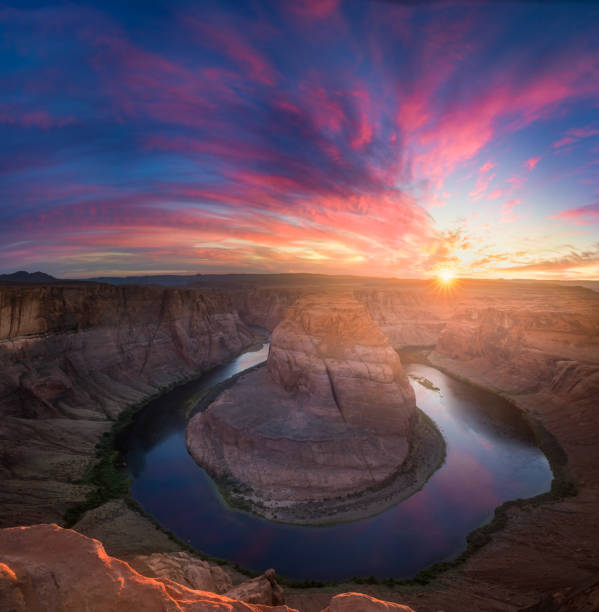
[550,202,599,225]
[553,125,599,149]
[499,243,599,273]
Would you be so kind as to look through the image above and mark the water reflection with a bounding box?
[121,347,552,581]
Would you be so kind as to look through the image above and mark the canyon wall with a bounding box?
[433,304,599,395]
[0,283,255,527]
[228,281,457,347]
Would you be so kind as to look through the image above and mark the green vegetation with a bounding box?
[64,407,137,527]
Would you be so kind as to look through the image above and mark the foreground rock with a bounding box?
[323,593,415,611]
[187,294,444,523]
[0,282,255,527]
[131,552,285,606]
[0,524,295,612]
[0,524,418,612]
[129,550,234,593]
[225,569,286,607]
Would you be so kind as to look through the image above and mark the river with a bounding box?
[120,344,552,580]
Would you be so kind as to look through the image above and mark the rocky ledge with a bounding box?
[187,294,444,523]
[0,523,418,612]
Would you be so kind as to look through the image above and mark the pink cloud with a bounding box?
[506,175,525,190]
[403,39,599,190]
[480,161,495,173]
[469,173,495,200]
[0,105,77,128]
[287,0,341,20]
[553,125,599,149]
[525,156,541,170]
[488,188,506,200]
[500,198,521,223]
[501,199,521,215]
[299,80,346,133]
[186,19,277,86]
[500,244,599,273]
[550,202,599,225]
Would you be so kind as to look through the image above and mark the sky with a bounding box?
[1,0,598,279]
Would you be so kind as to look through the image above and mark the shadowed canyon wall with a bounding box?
[0,283,255,526]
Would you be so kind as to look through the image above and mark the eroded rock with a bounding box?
[0,524,296,612]
[187,293,444,523]
[130,551,234,593]
[224,568,286,606]
[322,592,416,611]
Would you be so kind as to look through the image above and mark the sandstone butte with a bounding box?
[186,294,444,522]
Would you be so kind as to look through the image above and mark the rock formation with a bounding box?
[130,550,235,593]
[0,524,294,612]
[187,294,444,523]
[0,282,255,527]
[130,552,285,606]
[322,593,415,611]
[267,294,415,434]
[0,524,419,612]
[432,304,599,396]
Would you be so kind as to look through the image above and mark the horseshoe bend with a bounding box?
[186,294,445,523]
[0,274,598,611]
[3,2,599,609]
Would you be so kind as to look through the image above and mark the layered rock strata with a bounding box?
[187,294,444,523]
[0,283,255,527]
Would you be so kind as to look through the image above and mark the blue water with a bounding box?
[121,345,552,580]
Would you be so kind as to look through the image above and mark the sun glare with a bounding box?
[437,269,455,285]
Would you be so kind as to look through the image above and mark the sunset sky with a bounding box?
[1,0,598,279]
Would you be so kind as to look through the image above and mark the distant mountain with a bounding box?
[0,271,57,284]
[85,272,407,288]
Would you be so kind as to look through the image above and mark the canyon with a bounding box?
[0,274,598,611]
[0,282,255,527]
[186,294,444,522]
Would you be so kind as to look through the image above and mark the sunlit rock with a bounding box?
[322,592,416,611]
[0,524,296,612]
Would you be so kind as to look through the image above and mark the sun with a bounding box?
[437,269,455,285]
